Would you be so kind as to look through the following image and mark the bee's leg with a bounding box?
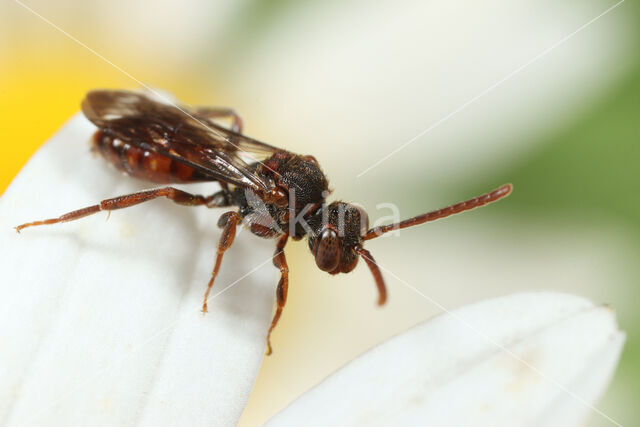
[266,234,289,355]
[15,187,230,233]
[195,107,244,133]
[202,211,241,313]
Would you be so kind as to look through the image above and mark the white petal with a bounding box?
[268,292,624,427]
[0,115,276,426]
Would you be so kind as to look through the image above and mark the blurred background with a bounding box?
[1,0,638,425]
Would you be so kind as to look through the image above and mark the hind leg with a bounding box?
[195,107,244,133]
[15,187,230,232]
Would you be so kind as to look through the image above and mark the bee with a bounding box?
[16,90,512,354]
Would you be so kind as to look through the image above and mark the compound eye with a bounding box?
[314,228,341,272]
[355,206,369,236]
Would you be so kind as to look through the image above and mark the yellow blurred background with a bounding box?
[2,0,639,425]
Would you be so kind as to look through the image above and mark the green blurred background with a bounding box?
[1,0,638,425]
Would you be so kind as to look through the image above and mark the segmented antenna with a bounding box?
[363,184,512,241]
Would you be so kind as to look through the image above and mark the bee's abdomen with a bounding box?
[92,130,211,183]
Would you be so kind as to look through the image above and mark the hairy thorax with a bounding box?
[231,151,330,240]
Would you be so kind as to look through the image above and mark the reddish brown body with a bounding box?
[17,89,513,355]
[92,130,210,184]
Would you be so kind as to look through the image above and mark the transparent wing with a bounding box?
[82,90,281,192]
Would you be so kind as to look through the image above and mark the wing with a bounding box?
[81,89,281,192]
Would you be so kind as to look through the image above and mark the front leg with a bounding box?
[202,211,241,313]
[266,233,289,355]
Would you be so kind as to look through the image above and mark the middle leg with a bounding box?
[202,211,241,313]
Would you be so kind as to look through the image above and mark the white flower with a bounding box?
[0,115,276,426]
[268,292,624,427]
[0,117,624,426]
[0,1,632,425]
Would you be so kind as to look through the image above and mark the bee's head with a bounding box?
[304,184,513,307]
[306,201,386,305]
[307,202,368,274]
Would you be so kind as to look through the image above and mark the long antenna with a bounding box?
[363,184,512,241]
